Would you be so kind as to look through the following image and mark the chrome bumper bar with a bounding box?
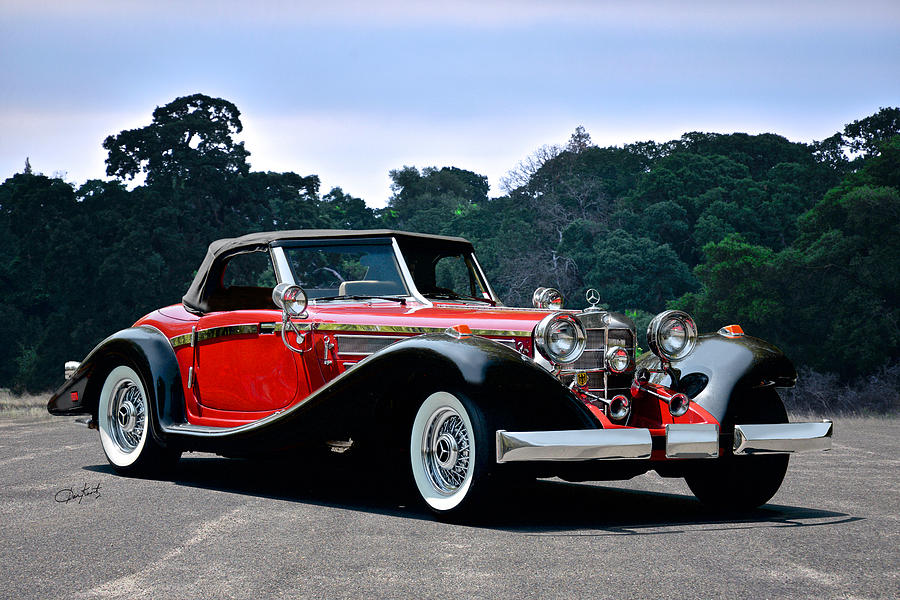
[496,429,653,463]
[733,420,833,455]
[495,420,833,463]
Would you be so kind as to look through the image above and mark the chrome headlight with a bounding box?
[647,310,698,361]
[272,283,308,317]
[534,313,586,364]
[605,346,631,373]
[532,287,564,310]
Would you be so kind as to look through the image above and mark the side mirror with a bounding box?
[272,283,308,318]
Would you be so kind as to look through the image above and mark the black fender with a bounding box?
[47,325,186,446]
[636,333,796,423]
[175,333,599,456]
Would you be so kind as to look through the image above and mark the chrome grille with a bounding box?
[560,314,635,399]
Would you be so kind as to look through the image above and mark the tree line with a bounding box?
[1,94,897,402]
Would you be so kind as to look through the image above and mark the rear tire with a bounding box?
[685,388,789,510]
[98,364,180,476]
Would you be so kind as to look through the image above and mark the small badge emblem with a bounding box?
[576,372,590,387]
[585,288,601,307]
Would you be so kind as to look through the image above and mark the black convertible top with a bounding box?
[182,229,472,313]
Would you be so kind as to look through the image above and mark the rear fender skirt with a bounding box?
[47,326,186,445]
[166,333,599,456]
[635,333,796,423]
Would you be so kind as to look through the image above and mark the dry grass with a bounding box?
[0,388,53,419]
[781,362,900,417]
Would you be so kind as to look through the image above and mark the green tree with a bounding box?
[386,166,489,231]
[103,94,250,188]
[585,230,697,313]
[841,107,900,159]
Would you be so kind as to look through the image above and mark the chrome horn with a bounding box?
[667,392,690,417]
[609,394,631,421]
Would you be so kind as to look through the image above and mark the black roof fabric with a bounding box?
[182,229,472,313]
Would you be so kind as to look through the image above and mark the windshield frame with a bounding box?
[394,236,499,306]
[272,238,411,304]
[269,235,500,306]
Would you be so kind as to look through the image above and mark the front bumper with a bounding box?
[495,421,833,463]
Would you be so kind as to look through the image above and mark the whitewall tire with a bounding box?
[410,391,482,513]
[97,364,178,474]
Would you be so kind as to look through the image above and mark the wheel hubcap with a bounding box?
[117,400,137,432]
[422,407,470,495]
[434,433,459,469]
[107,378,146,453]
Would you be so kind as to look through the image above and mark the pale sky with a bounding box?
[2,0,898,207]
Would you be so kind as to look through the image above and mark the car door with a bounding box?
[193,310,305,413]
[190,250,310,414]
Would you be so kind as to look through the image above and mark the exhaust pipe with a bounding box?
[668,392,690,417]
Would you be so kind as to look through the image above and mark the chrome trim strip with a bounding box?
[170,322,529,350]
[196,324,259,343]
[665,424,719,459]
[333,333,406,341]
[259,322,282,334]
[495,429,652,463]
[170,332,192,350]
[733,421,833,455]
[315,323,530,336]
[170,322,302,350]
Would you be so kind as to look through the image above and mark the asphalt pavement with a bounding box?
[1,415,897,599]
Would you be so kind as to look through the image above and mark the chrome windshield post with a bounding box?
[391,236,431,306]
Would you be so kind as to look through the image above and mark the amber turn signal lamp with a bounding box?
[446,324,473,338]
[717,324,745,338]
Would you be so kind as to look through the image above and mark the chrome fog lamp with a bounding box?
[647,310,698,362]
[272,283,308,317]
[606,346,631,374]
[532,287,564,310]
[534,313,586,364]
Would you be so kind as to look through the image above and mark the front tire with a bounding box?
[685,388,789,510]
[409,391,490,515]
[97,364,180,475]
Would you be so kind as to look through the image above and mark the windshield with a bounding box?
[282,242,408,299]
[398,240,494,304]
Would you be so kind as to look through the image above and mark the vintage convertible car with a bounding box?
[49,229,832,515]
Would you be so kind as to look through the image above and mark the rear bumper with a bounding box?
[495,420,833,463]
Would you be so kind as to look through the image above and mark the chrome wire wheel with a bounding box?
[107,377,146,453]
[422,407,471,494]
[410,392,477,513]
[98,365,150,468]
